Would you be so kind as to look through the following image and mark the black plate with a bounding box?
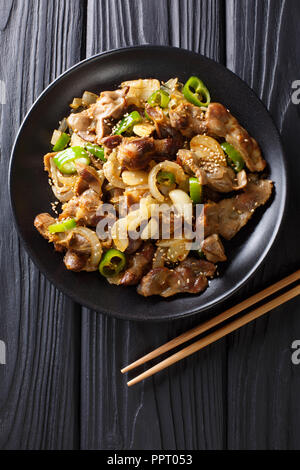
[9,46,287,321]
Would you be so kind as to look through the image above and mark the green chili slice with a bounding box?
[48,218,76,234]
[147,89,170,108]
[189,177,203,203]
[114,111,142,135]
[99,249,127,277]
[183,76,211,107]
[85,143,106,162]
[53,146,91,174]
[157,171,175,186]
[221,142,244,172]
[52,132,71,152]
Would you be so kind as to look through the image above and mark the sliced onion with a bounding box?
[111,196,155,250]
[51,129,62,146]
[121,79,160,102]
[70,97,82,109]
[52,186,74,202]
[141,217,159,240]
[152,247,167,268]
[70,132,86,147]
[70,227,102,271]
[81,91,98,106]
[190,135,227,171]
[163,78,178,93]
[168,189,193,228]
[111,217,129,252]
[58,118,68,133]
[103,151,126,189]
[50,158,76,202]
[157,238,191,262]
[122,170,149,186]
[132,122,155,137]
[148,161,186,202]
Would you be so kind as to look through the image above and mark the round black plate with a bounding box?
[9,46,287,321]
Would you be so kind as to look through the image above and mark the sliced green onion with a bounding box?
[52,132,71,152]
[48,218,76,234]
[114,111,142,135]
[99,249,127,277]
[53,146,91,174]
[85,143,106,162]
[221,142,244,172]
[189,177,203,203]
[183,76,211,107]
[157,171,175,186]
[147,89,170,108]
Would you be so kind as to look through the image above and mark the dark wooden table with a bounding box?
[1,0,300,450]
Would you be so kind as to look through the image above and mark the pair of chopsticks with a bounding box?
[121,269,300,386]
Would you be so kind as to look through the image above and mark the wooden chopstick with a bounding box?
[126,284,300,386]
[121,270,300,375]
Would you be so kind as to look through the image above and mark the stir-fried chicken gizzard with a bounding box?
[34,76,273,298]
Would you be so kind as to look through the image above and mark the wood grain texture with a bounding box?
[226,0,300,449]
[1,0,299,451]
[81,0,227,450]
[0,0,85,449]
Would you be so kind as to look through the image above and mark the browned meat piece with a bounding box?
[124,188,148,207]
[59,189,102,226]
[44,152,57,174]
[144,105,168,138]
[61,230,91,253]
[205,103,266,172]
[34,213,56,240]
[90,154,104,170]
[200,176,273,239]
[169,102,206,138]
[34,213,64,252]
[145,104,181,140]
[125,238,143,254]
[137,256,216,297]
[117,137,155,170]
[67,88,128,143]
[201,234,227,263]
[119,242,155,286]
[137,267,171,296]
[63,250,88,271]
[74,161,103,196]
[91,87,128,141]
[153,136,182,157]
[177,149,247,192]
[205,167,247,193]
[180,258,216,278]
[101,134,122,149]
[107,187,125,204]
[117,136,182,170]
[67,110,96,142]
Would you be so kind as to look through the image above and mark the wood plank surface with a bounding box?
[81,0,227,450]
[226,0,300,449]
[1,0,299,451]
[0,0,85,449]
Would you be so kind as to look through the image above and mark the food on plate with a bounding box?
[34,76,273,297]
